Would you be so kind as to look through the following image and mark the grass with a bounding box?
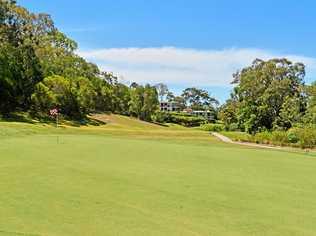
[1,114,316,235]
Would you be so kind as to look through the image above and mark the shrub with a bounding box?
[227,123,239,131]
[291,128,316,148]
[221,128,316,149]
[200,123,224,132]
[221,132,252,142]
[152,111,171,123]
[152,112,206,127]
[170,114,206,127]
[287,130,299,143]
[254,131,272,144]
[268,131,287,145]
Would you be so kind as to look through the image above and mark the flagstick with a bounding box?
[56,113,58,128]
[56,113,59,144]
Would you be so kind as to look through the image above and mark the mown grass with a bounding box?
[1,115,316,235]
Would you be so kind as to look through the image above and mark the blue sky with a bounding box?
[19,0,316,103]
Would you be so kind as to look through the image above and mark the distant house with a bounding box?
[192,110,215,121]
[160,101,181,112]
[183,109,215,122]
[161,102,215,122]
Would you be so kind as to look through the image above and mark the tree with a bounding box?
[155,83,168,101]
[142,84,159,121]
[31,81,56,113]
[165,91,186,110]
[174,96,186,110]
[90,76,113,112]
[31,76,96,118]
[229,58,307,133]
[304,82,316,124]
[182,87,218,110]
[219,98,238,129]
[112,83,130,115]
[72,76,96,114]
[0,0,43,113]
[129,84,158,121]
[129,85,144,118]
[166,91,175,102]
[274,96,303,129]
[1,0,185,123]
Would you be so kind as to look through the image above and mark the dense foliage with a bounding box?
[0,0,158,120]
[152,112,206,127]
[223,128,316,149]
[181,87,219,111]
[218,59,315,148]
[200,123,225,132]
[219,58,315,133]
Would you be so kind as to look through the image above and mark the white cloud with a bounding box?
[78,47,316,86]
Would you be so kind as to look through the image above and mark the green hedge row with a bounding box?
[200,123,225,132]
[152,111,206,127]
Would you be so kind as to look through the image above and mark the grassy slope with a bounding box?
[0,115,316,235]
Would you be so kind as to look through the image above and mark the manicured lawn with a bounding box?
[0,116,316,235]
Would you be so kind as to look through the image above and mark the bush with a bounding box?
[227,123,239,131]
[152,112,206,127]
[221,132,252,142]
[291,128,316,148]
[287,130,299,143]
[170,114,206,127]
[152,111,171,123]
[254,131,272,144]
[271,131,288,146]
[223,128,316,149]
[200,123,224,132]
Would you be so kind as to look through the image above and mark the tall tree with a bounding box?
[228,58,307,133]
[182,87,218,110]
[0,0,43,113]
[129,85,144,118]
[142,84,159,121]
[129,84,158,121]
[166,91,175,102]
[304,81,316,124]
[166,91,186,110]
[155,83,168,101]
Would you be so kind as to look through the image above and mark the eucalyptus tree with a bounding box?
[227,58,307,133]
[182,87,218,110]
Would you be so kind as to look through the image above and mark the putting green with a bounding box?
[0,117,316,235]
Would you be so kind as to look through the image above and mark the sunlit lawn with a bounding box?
[0,115,316,235]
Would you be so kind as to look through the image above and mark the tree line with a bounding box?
[0,0,160,120]
[1,0,315,134]
[0,0,219,122]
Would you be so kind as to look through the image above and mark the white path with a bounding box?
[211,132,234,144]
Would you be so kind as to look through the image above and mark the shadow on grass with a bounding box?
[152,122,169,127]
[0,112,36,124]
[68,117,106,127]
[0,112,107,127]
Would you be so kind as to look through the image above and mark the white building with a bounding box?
[192,110,215,121]
[160,101,181,112]
[183,108,215,121]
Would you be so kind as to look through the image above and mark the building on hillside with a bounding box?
[183,109,215,122]
[192,110,215,121]
[160,101,181,112]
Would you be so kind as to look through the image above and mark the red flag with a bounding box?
[49,108,58,116]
